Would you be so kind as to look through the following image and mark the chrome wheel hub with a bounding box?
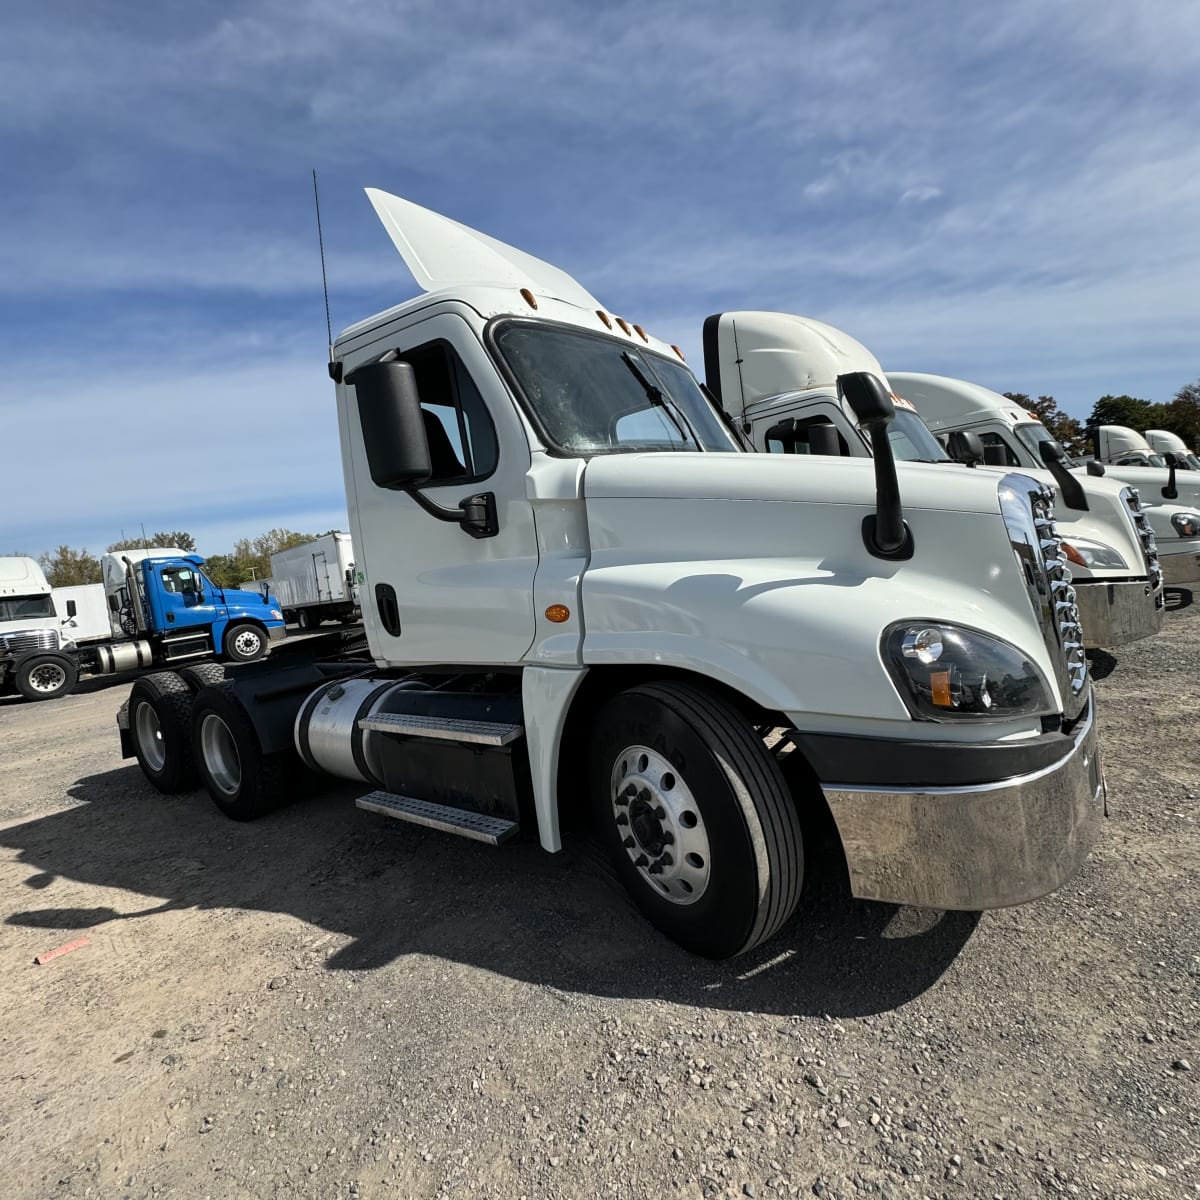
[610,745,711,905]
[200,713,241,796]
[28,663,67,693]
[134,701,166,771]
[233,630,261,657]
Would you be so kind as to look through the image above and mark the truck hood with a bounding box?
[221,586,280,611]
[582,451,1005,515]
[1074,463,1200,511]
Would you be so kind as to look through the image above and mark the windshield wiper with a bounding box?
[622,352,692,445]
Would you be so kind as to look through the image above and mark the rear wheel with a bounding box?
[589,681,804,959]
[176,661,227,692]
[15,653,79,702]
[297,609,311,631]
[128,672,196,793]
[222,623,267,664]
[191,681,296,820]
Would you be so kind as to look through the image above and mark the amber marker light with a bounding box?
[597,310,613,328]
[930,670,953,708]
[1061,543,1088,568]
[671,344,685,360]
[544,604,570,623]
[633,324,649,342]
[615,317,632,335]
[520,288,538,309]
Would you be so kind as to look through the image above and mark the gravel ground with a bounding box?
[0,600,1197,1200]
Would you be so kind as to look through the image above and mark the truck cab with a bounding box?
[0,557,82,700]
[701,313,1165,648]
[1144,429,1200,471]
[888,376,1200,591]
[118,191,1105,960]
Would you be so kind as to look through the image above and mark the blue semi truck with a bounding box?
[0,547,286,701]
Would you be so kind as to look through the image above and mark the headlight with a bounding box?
[1171,512,1200,537]
[270,609,283,620]
[1059,537,1127,570]
[883,622,1056,721]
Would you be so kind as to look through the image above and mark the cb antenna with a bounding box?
[312,169,336,373]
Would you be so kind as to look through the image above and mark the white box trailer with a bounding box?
[268,533,359,629]
[53,583,110,644]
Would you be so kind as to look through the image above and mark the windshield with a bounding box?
[885,410,949,462]
[493,322,738,455]
[1014,422,1076,467]
[0,594,55,622]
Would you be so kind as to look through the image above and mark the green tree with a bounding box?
[38,545,102,587]
[107,530,197,553]
[1159,380,1200,448]
[1088,394,1155,432]
[1003,392,1087,457]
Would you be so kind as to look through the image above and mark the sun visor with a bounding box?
[365,189,604,311]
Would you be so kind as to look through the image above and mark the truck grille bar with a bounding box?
[1120,486,1164,594]
[0,628,60,657]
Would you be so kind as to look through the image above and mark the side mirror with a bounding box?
[108,594,119,612]
[808,423,842,457]
[1163,452,1179,500]
[66,599,78,618]
[1086,460,1105,476]
[347,359,433,490]
[836,372,911,559]
[763,417,800,453]
[983,444,1009,467]
[1037,439,1088,511]
[945,431,984,466]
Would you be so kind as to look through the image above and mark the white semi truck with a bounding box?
[701,313,1165,649]
[267,532,360,629]
[116,191,1104,959]
[887,379,1200,591]
[1144,430,1200,470]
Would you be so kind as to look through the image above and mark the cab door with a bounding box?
[341,311,539,666]
[148,564,217,632]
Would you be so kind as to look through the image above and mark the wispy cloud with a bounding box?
[2,0,1199,553]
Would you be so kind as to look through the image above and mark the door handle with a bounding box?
[374,583,401,636]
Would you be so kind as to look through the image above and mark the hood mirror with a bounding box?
[808,423,842,457]
[837,372,912,560]
[1037,440,1088,511]
[1163,452,1179,500]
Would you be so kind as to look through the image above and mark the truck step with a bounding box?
[355,790,518,845]
[357,712,523,746]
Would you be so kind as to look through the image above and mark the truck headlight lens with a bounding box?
[884,622,1056,721]
[1171,512,1200,537]
[1059,538,1127,570]
[270,609,283,620]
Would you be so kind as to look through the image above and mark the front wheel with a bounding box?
[222,623,267,663]
[589,681,804,959]
[15,652,79,702]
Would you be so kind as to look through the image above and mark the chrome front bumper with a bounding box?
[268,625,287,643]
[1159,548,1200,586]
[822,702,1103,910]
[1073,578,1164,648]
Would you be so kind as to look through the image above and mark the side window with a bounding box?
[161,566,199,595]
[402,341,498,484]
[979,431,1021,466]
[763,415,850,455]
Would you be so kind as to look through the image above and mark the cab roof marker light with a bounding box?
[671,344,686,361]
[597,310,613,329]
[520,288,538,310]
[633,324,649,342]
[615,317,632,336]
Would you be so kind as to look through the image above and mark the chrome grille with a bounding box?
[1120,486,1163,594]
[998,475,1088,717]
[0,628,59,657]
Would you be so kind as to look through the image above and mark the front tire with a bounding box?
[128,672,196,793]
[589,681,804,959]
[222,623,267,664]
[191,681,296,820]
[15,652,79,702]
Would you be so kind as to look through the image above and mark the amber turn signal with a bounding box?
[544,604,570,623]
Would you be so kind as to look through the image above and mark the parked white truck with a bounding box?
[53,583,110,644]
[701,313,1165,649]
[267,532,360,629]
[117,191,1104,958]
[1144,430,1200,470]
[888,379,1200,590]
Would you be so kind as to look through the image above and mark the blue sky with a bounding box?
[3,1,1198,558]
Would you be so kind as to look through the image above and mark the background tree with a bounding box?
[1002,392,1087,457]
[1087,394,1155,433]
[38,545,102,586]
[107,530,197,553]
[1159,379,1200,448]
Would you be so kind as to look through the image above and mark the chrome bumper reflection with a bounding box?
[823,701,1103,910]
[1073,578,1163,648]
[1159,549,1200,586]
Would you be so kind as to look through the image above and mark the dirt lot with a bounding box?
[1,603,1197,1200]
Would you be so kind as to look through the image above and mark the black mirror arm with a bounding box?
[1037,441,1088,511]
[864,425,912,557]
[407,486,498,539]
[1162,459,1179,500]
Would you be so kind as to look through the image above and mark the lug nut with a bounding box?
[654,806,666,819]
[615,813,629,826]
[622,836,635,848]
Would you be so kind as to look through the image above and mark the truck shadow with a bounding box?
[1,766,979,1019]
